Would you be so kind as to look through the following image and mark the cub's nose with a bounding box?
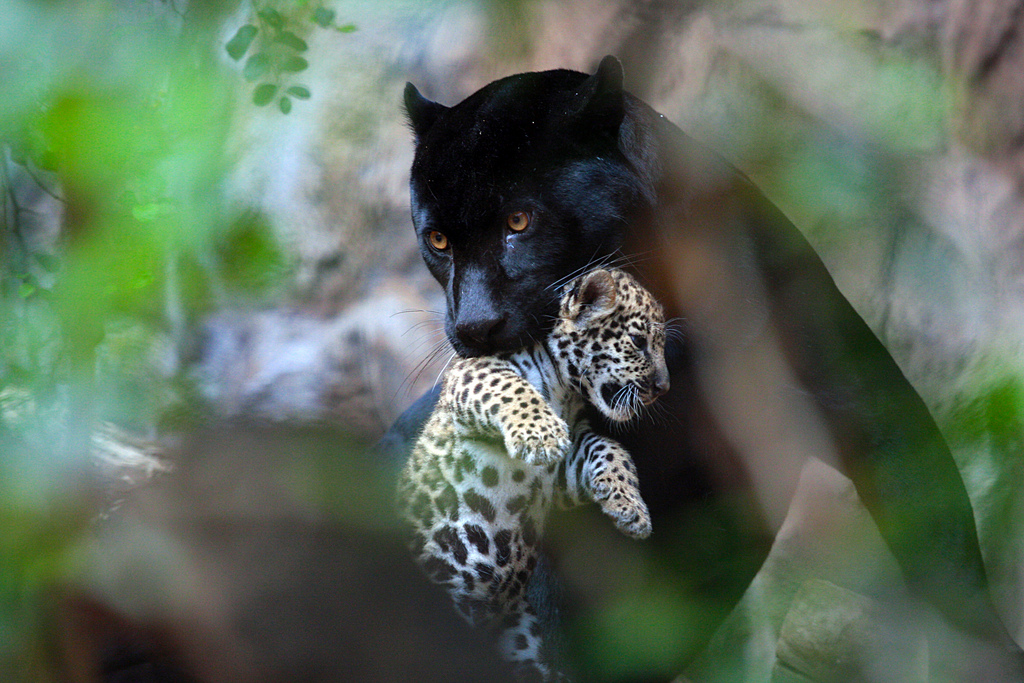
[651,370,670,399]
[454,315,506,351]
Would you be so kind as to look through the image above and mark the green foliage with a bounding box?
[219,213,291,292]
[225,3,356,113]
[225,23,259,59]
[0,0,305,676]
[311,6,335,27]
[253,81,279,105]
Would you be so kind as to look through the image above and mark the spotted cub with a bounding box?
[397,268,669,680]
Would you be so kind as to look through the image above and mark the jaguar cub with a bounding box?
[397,268,669,680]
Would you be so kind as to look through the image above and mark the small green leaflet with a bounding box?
[257,8,285,28]
[243,52,271,81]
[275,30,308,52]
[311,7,335,27]
[225,24,258,60]
[280,55,308,73]
[253,83,278,106]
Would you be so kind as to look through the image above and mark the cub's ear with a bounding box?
[570,55,625,135]
[567,269,618,325]
[404,83,448,140]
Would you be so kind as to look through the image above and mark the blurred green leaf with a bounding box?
[37,151,58,172]
[257,8,284,29]
[34,254,60,273]
[336,23,358,33]
[280,55,308,73]
[225,24,258,61]
[43,92,162,190]
[219,214,289,292]
[279,96,292,114]
[253,83,278,106]
[276,30,308,52]
[286,85,310,99]
[0,1,247,671]
[131,201,174,223]
[243,52,271,82]
[311,7,335,27]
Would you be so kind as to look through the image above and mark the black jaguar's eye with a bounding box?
[506,211,530,232]
[428,230,449,251]
[629,333,647,351]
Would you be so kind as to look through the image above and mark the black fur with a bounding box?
[405,58,648,357]
[391,56,1024,677]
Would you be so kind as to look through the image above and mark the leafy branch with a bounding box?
[225,4,357,114]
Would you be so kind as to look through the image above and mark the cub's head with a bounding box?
[403,56,649,357]
[551,269,669,422]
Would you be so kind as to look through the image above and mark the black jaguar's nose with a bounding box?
[454,316,506,352]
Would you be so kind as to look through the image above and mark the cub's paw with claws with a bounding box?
[591,473,652,539]
[503,412,571,466]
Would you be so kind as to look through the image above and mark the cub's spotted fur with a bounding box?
[397,268,668,680]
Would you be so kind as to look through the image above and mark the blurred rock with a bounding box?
[194,282,447,437]
[65,422,516,683]
[944,0,1024,173]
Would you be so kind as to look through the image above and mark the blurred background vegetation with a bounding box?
[0,1,305,678]
[1,0,1023,681]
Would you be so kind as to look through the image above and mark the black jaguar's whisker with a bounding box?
[432,350,458,391]
[401,317,447,347]
[605,250,658,277]
[398,348,442,397]
[398,337,454,399]
[401,318,445,339]
[408,330,449,356]
[391,308,444,318]
[547,264,593,293]
[545,244,615,292]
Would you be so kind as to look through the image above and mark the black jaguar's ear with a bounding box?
[568,269,617,325]
[404,83,448,140]
[571,55,625,134]
[592,55,624,93]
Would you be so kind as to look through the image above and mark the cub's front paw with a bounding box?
[591,473,652,540]
[503,417,570,466]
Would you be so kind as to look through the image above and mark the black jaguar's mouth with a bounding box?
[448,325,541,358]
[446,287,559,357]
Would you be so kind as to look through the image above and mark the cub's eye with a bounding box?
[506,211,530,233]
[427,231,449,251]
[629,333,647,351]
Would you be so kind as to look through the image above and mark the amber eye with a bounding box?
[506,211,530,232]
[428,231,449,251]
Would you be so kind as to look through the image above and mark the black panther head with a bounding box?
[404,56,650,357]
